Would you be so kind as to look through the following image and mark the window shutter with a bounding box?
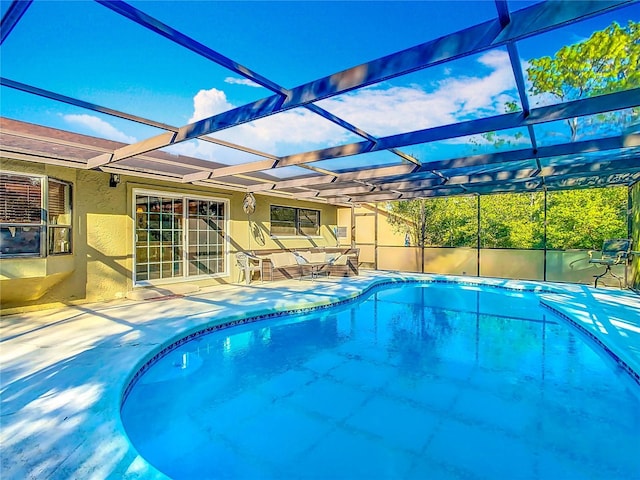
[0,173,42,223]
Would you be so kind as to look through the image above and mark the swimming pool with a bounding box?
[121,282,640,479]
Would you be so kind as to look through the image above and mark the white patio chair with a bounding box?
[236,252,263,285]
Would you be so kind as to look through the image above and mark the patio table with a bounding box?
[299,261,329,280]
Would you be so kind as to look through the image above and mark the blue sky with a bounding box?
[1,0,638,174]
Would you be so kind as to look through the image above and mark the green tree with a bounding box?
[438,196,477,247]
[480,192,545,248]
[385,199,420,247]
[385,197,477,247]
[385,188,626,251]
[527,20,640,140]
[546,187,627,249]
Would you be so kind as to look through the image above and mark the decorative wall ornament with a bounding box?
[242,192,256,215]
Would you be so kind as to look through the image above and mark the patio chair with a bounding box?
[294,251,329,280]
[236,252,263,285]
[588,238,632,288]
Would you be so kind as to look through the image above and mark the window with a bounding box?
[134,192,227,284]
[48,179,72,254]
[298,208,320,236]
[270,206,296,236]
[0,172,72,257]
[270,206,320,236]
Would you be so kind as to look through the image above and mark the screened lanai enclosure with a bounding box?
[339,185,633,286]
[1,0,639,298]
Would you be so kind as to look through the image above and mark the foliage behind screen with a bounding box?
[385,186,628,250]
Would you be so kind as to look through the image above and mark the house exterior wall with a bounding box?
[0,158,338,313]
[337,204,407,247]
[337,204,407,269]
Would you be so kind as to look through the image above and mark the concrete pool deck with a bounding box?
[1,271,639,479]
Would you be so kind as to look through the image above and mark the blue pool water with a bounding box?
[121,283,640,479]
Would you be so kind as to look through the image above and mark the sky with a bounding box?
[1,0,638,176]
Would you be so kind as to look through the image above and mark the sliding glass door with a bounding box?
[134,192,227,284]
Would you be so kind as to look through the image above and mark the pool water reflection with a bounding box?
[121,283,640,479]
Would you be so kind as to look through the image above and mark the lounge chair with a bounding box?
[236,252,263,285]
[588,238,632,288]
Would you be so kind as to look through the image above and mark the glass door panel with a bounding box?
[135,195,183,282]
[187,199,225,276]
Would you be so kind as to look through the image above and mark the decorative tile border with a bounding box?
[120,276,636,406]
[121,284,370,404]
[541,302,640,388]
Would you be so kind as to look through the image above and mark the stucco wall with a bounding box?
[337,204,408,248]
[337,203,422,269]
[1,158,337,313]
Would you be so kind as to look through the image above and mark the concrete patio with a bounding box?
[1,271,639,479]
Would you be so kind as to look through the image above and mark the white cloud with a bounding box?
[62,114,137,143]
[442,50,516,115]
[319,86,458,136]
[182,51,520,161]
[173,107,355,166]
[318,49,518,136]
[181,86,355,164]
[189,87,348,147]
[59,51,522,167]
[216,108,353,149]
[224,77,262,88]
[189,88,234,123]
